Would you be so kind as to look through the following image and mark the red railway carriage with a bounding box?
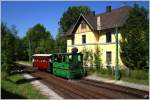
[32,54,52,72]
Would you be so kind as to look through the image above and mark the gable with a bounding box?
[75,19,92,34]
[65,14,96,36]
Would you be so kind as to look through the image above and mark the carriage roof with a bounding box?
[32,54,52,59]
[52,53,82,55]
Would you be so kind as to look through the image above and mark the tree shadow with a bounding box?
[10,70,34,76]
[16,77,42,84]
[10,63,37,75]
[5,75,42,85]
[1,88,26,99]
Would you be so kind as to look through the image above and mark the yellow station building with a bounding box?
[65,6,130,68]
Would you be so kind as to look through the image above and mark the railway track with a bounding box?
[14,63,149,99]
[32,70,111,99]
[73,79,149,99]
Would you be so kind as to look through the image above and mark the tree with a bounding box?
[56,6,92,53]
[55,28,67,53]
[1,23,18,78]
[18,38,29,60]
[24,24,55,56]
[10,25,24,61]
[94,45,102,70]
[59,6,92,32]
[120,4,149,70]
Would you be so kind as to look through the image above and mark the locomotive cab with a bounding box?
[52,48,85,79]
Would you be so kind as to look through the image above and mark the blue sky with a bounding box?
[2,1,149,39]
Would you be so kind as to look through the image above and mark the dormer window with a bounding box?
[81,22,86,29]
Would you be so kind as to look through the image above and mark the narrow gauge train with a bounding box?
[32,54,52,72]
[32,48,86,79]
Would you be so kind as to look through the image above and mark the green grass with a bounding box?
[96,73,115,80]
[121,77,149,85]
[1,73,48,99]
[121,69,149,85]
[86,67,149,85]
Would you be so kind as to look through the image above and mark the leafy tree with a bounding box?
[9,25,25,61]
[120,4,149,70]
[18,38,29,60]
[1,23,18,78]
[94,45,102,70]
[59,6,92,32]
[56,6,92,53]
[25,24,55,56]
[55,28,67,53]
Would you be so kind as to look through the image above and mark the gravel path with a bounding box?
[85,74,149,91]
[22,73,63,99]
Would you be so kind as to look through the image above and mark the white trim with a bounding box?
[32,54,52,57]
[67,42,116,47]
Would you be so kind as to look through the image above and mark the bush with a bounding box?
[120,68,148,80]
[86,67,96,75]
[120,68,149,85]
[96,67,113,75]
[130,69,148,80]
[94,45,102,70]
[82,47,90,68]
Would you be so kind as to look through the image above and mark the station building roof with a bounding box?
[65,6,130,36]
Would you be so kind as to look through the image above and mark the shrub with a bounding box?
[82,47,90,68]
[82,47,94,68]
[94,45,102,70]
[130,69,148,80]
[120,68,148,80]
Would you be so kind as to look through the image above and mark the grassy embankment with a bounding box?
[1,66,48,99]
[2,73,48,99]
[86,67,149,85]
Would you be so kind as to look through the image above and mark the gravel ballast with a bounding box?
[22,73,63,99]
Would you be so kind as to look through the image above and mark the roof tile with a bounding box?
[65,6,130,36]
